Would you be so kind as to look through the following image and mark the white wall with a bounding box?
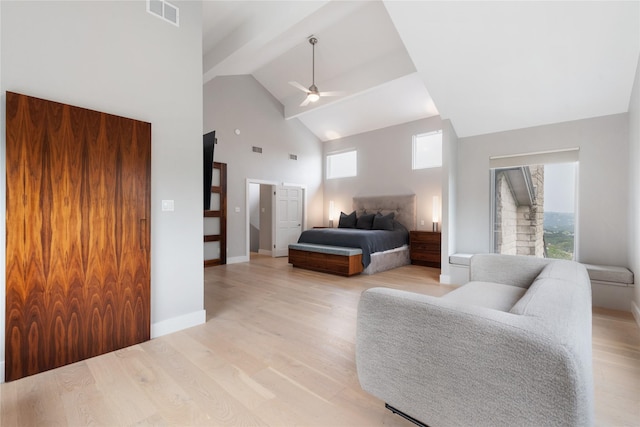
[0,0,204,380]
[629,54,640,324]
[323,116,443,230]
[203,75,323,261]
[456,113,630,267]
[441,119,458,282]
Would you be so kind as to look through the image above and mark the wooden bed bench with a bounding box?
[288,243,363,276]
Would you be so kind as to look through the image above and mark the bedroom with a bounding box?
[0,0,638,423]
[204,1,637,307]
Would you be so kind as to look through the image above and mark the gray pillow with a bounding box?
[356,213,375,230]
[338,211,357,228]
[373,212,395,230]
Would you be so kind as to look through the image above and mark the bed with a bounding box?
[289,195,416,275]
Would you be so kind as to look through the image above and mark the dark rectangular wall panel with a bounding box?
[5,92,151,381]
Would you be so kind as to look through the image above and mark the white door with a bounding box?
[273,185,303,257]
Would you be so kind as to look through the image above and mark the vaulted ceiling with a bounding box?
[203,1,640,141]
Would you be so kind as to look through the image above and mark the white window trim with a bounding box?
[490,160,579,260]
[326,149,357,180]
[412,130,443,170]
[489,147,579,169]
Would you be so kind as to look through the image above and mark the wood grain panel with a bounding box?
[288,249,363,276]
[409,231,441,268]
[6,92,151,381]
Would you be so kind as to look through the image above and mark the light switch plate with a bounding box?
[162,200,175,211]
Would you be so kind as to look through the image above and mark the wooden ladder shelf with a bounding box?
[204,161,227,267]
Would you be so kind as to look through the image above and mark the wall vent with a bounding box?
[289,154,298,160]
[147,0,179,27]
[252,146,263,154]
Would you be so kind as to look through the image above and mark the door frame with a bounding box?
[244,179,307,262]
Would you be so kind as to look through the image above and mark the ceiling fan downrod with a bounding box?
[309,37,318,93]
[288,34,341,106]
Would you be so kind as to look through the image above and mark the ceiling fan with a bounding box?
[289,36,341,107]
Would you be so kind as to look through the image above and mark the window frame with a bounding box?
[412,130,443,170]
[326,149,357,180]
[489,154,579,260]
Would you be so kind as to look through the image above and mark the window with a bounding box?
[412,131,442,170]
[491,151,578,260]
[326,150,357,179]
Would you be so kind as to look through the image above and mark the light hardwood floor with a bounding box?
[1,254,639,426]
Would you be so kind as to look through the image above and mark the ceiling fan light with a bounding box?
[307,93,320,103]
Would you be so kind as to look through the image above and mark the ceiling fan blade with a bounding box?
[318,91,344,97]
[300,96,312,107]
[289,81,310,93]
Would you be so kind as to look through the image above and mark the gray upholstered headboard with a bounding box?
[352,194,417,231]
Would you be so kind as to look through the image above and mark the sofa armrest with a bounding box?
[356,287,593,427]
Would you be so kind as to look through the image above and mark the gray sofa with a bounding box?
[356,254,594,427]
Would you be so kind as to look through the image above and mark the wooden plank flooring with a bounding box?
[1,254,639,426]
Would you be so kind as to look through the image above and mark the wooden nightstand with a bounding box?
[410,231,441,268]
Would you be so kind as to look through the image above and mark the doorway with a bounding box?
[245,180,306,260]
[248,182,274,256]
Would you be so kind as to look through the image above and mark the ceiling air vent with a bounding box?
[147,0,179,27]
[289,154,298,160]
[252,147,263,154]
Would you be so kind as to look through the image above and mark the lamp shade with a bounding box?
[432,196,439,223]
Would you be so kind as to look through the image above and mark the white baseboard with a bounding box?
[0,313,206,383]
[227,255,249,264]
[258,249,272,256]
[151,309,206,339]
[439,274,451,284]
[632,300,640,329]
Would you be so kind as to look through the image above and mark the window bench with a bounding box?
[582,263,634,286]
[448,254,635,311]
[288,243,363,276]
[582,263,634,312]
[448,253,474,285]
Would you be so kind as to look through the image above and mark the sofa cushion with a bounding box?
[442,281,528,312]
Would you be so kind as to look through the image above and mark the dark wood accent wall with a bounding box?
[5,92,151,381]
